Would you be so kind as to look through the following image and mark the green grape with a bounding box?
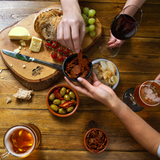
[89,24,95,31]
[82,13,88,26]
[83,7,89,15]
[88,18,95,25]
[89,31,96,37]
[86,27,89,33]
[88,9,96,17]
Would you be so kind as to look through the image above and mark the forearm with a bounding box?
[106,96,160,156]
[60,0,81,14]
[124,0,146,8]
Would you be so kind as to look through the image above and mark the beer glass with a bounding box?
[123,80,160,112]
[1,123,41,159]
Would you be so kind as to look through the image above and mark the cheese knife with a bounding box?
[2,49,62,70]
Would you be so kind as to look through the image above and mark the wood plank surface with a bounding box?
[0,1,160,160]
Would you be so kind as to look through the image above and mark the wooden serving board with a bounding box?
[0,7,102,91]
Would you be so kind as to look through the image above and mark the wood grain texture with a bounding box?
[0,1,160,160]
[0,2,102,90]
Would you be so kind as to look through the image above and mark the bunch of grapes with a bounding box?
[82,7,96,38]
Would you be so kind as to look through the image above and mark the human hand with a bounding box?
[108,30,125,48]
[64,71,117,105]
[155,74,160,80]
[57,6,86,53]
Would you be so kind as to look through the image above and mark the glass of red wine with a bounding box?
[123,80,160,112]
[99,5,143,57]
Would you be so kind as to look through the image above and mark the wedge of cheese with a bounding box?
[29,36,42,52]
[8,26,31,40]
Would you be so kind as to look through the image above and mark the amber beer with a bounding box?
[134,80,160,108]
[3,124,41,158]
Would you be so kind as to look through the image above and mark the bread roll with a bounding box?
[34,5,63,41]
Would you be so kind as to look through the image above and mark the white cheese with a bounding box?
[20,40,26,46]
[8,26,31,40]
[29,36,42,52]
[14,48,20,53]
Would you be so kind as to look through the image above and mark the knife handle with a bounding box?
[34,59,62,70]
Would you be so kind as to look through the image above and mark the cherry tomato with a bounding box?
[57,46,63,53]
[51,42,58,49]
[63,48,69,55]
[65,56,68,60]
[63,55,68,60]
[57,55,64,61]
[45,42,51,48]
[51,51,57,59]
[69,52,74,55]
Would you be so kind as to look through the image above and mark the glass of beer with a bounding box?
[1,123,41,159]
[123,80,160,112]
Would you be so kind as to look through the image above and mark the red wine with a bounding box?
[111,14,137,40]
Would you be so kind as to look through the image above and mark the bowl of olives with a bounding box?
[46,84,80,117]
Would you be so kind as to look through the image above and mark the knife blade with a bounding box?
[2,49,62,70]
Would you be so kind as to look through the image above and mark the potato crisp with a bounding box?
[93,60,118,87]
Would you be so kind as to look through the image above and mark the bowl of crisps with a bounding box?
[92,58,119,90]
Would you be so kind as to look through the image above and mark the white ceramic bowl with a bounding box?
[92,58,120,90]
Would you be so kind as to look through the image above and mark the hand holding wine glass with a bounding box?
[108,31,126,48]
[99,5,143,57]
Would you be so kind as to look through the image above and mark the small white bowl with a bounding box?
[92,58,120,90]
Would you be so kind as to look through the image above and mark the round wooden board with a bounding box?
[0,8,102,91]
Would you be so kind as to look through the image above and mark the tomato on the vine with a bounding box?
[63,48,69,55]
[51,42,58,49]
[57,46,63,53]
[69,52,74,55]
[57,55,64,61]
[45,42,51,48]
[51,51,57,59]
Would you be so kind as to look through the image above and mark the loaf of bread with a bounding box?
[34,5,63,41]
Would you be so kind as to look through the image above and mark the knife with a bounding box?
[2,49,62,70]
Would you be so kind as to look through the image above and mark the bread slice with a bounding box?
[34,5,63,41]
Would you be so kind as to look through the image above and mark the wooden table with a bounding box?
[0,1,160,159]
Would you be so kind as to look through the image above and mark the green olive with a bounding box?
[53,99,61,105]
[50,104,59,112]
[66,106,74,113]
[60,87,67,96]
[59,108,67,114]
[71,99,76,105]
[49,93,55,101]
[69,91,75,99]
[64,94,71,101]
[61,100,66,104]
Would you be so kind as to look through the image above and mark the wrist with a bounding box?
[102,94,121,111]
[60,0,81,14]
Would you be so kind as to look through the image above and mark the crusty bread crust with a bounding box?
[34,5,63,41]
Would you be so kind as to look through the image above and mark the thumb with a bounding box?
[77,77,94,92]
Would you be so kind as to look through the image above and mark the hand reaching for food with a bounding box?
[64,71,117,106]
[155,74,160,80]
[108,30,126,48]
[57,0,86,53]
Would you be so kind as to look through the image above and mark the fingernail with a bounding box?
[77,77,82,82]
